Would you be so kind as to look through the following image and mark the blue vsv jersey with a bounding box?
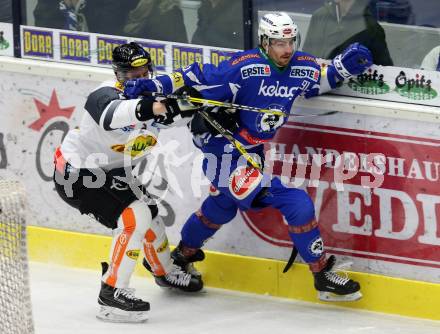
[148,47,334,153]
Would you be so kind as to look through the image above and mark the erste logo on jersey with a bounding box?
[241,64,271,79]
[289,66,320,82]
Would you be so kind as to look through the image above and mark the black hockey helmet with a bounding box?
[112,42,154,82]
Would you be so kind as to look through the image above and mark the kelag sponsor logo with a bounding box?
[348,69,390,95]
[395,71,437,100]
[240,64,271,79]
[241,122,440,268]
[258,80,298,98]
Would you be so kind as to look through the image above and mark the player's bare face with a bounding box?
[268,38,295,67]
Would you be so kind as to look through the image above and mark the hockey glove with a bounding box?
[153,86,202,128]
[190,107,238,136]
[332,43,373,80]
[124,78,153,99]
[173,86,203,117]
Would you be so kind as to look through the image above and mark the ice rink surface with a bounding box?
[30,262,439,334]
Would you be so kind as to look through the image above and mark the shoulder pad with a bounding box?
[85,86,120,125]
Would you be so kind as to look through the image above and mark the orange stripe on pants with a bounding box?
[106,208,136,287]
[143,229,166,276]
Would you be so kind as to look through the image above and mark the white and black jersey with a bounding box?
[61,79,159,170]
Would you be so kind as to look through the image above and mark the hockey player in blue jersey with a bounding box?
[124,12,373,301]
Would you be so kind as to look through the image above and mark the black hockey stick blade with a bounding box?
[283,246,299,273]
[289,110,339,118]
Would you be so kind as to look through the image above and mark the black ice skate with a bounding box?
[171,241,205,277]
[313,255,362,302]
[142,258,204,292]
[97,262,150,323]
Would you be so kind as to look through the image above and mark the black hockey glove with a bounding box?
[173,86,203,117]
[153,86,202,128]
[190,107,238,135]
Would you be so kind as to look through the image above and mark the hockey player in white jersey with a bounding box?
[53,42,203,323]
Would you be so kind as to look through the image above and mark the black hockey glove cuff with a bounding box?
[155,98,184,127]
[135,97,155,121]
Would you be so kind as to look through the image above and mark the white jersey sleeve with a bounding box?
[85,80,145,130]
[60,80,160,170]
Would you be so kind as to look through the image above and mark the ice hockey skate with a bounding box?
[142,258,204,292]
[313,255,362,302]
[97,263,150,323]
[171,241,205,277]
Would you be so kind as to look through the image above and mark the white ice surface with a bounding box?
[30,262,439,334]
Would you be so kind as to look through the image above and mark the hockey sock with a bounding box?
[288,221,325,264]
[181,210,222,249]
[142,216,174,276]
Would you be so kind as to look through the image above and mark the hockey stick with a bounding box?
[197,110,299,269]
[283,247,298,273]
[142,91,338,118]
[198,110,262,170]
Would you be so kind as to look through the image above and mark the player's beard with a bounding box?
[275,52,293,67]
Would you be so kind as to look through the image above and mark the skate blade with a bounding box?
[318,291,363,302]
[157,285,207,294]
[96,306,149,323]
